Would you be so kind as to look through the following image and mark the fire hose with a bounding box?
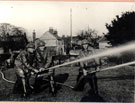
[0,70,15,84]
[89,60,135,74]
[0,60,135,85]
[0,70,74,88]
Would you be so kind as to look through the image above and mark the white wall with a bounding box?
[41,39,57,47]
[99,42,110,49]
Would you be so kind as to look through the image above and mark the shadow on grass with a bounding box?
[55,73,69,90]
[98,75,134,81]
[80,89,105,102]
[13,73,69,95]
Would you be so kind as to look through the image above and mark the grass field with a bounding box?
[0,63,134,102]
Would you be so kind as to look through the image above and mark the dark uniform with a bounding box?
[74,41,100,95]
[34,40,56,96]
[14,43,38,97]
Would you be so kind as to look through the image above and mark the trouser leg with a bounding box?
[74,69,86,91]
[21,77,27,97]
[13,75,24,94]
[15,68,28,97]
[93,73,98,94]
[88,73,98,94]
[77,72,83,82]
[49,74,56,96]
[77,76,86,91]
[76,68,83,83]
[34,75,42,93]
[26,74,34,92]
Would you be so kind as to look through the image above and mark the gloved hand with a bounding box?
[96,67,100,72]
[33,69,39,73]
[39,68,45,72]
[83,69,88,76]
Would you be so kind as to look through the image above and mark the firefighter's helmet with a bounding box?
[82,40,90,45]
[37,40,46,47]
[82,39,93,47]
[26,42,35,48]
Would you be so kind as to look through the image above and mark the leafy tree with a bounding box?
[105,11,135,46]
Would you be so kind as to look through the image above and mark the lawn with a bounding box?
[0,63,134,102]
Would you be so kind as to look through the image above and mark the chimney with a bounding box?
[49,27,54,34]
[53,29,58,35]
[33,30,36,42]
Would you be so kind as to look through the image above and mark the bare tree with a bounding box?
[77,28,99,46]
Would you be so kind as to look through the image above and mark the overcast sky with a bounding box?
[0,1,134,37]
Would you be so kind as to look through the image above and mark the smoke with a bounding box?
[49,42,135,70]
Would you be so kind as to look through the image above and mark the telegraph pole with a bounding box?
[33,30,36,43]
[70,8,72,48]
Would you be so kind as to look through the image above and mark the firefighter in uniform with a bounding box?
[74,40,101,95]
[34,40,56,96]
[14,42,39,97]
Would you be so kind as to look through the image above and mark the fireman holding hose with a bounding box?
[34,40,56,96]
[14,42,39,97]
[74,40,101,95]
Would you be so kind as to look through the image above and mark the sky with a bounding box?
[0,1,134,38]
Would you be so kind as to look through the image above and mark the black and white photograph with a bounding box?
[0,1,134,102]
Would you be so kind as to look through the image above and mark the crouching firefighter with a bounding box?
[34,40,56,96]
[14,42,39,97]
[74,40,101,95]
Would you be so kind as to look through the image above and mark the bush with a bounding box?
[108,51,135,64]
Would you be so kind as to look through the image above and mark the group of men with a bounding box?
[14,40,56,97]
[13,39,101,98]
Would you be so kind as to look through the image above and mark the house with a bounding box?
[40,28,65,55]
[97,36,111,49]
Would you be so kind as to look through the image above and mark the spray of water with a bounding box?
[48,42,135,70]
[2,42,135,84]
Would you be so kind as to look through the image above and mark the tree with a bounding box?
[77,28,99,48]
[105,11,135,46]
[77,29,98,41]
[0,23,28,52]
[0,23,25,38]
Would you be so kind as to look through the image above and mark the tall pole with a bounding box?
[33,29,36,43]
[70,8,72,48]
[33,30,36,49]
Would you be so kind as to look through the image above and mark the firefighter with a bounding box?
[34,40,56,96]
[14,42,39,97]
[73,40,101,95]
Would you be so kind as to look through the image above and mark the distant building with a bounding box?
[40,28,64,55]
[97,36,111,49]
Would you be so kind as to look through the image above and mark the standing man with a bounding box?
[34,40,56,96]
[14,42,39,97]
[74,40,101,95]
